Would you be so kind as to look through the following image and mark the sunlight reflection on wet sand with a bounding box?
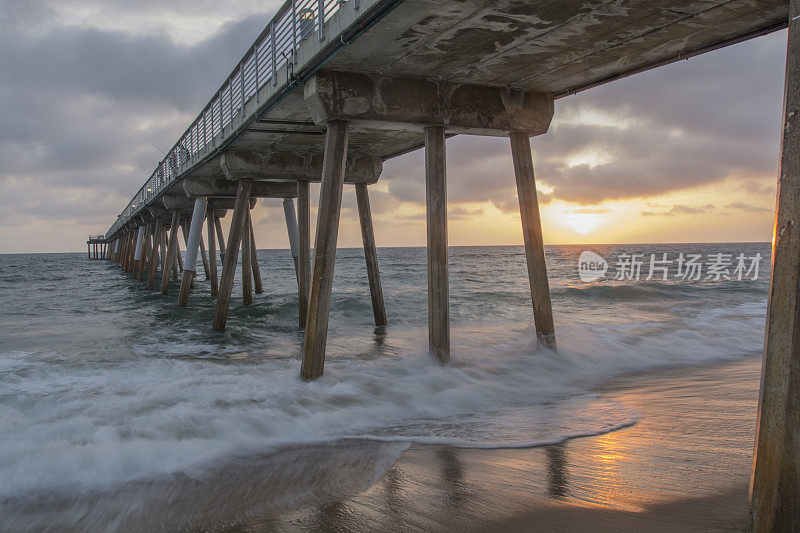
[235,356,759,532]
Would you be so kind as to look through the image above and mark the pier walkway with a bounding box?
[92,1,797,527]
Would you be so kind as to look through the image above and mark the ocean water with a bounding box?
[0,243,770,530]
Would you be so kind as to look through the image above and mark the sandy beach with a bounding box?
[230,356,760,532]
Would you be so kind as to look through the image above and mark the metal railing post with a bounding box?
[271,21,278,86]
[255,44,260,102]
[211,99,216,143]
[318,0,325,41]
[292,0,298,63]
[240,62,245,111]
[203,108,208,150]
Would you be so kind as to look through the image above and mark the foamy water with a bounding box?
[0,244,769,524]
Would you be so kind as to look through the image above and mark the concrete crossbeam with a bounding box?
[304,70,554,136]
[219,149,382,184]
[182,178,297,199]
[162,196,256,211]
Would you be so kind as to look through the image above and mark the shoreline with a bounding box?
[237,355,761,531]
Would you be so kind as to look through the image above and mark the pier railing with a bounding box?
[107,0,357,239]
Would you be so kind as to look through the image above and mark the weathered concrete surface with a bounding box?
[302,121,350,381]
[355,184,387,327]
[213,181,252,331]
[328,0,788,94]
[304,70,553,135]
[297,181,311,330]
[160,211,180,295]
[177,198,207,308]
[161,196,256,211]
[182,178,297,199]
[511,132,556,350]
[219,150,382,184]
[425,125,450,364]
[749,1,800,529]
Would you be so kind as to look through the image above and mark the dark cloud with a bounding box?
[0,8,271,232]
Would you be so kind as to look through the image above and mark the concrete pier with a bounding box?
[207,213,218,295]
[86,235,107,260]
[302,120,349,381]
[510,132,556,350]
[355,184,387,327]
[248,214,263,295]
[92,8,797,523]
[241,209,253,306]
[199,235,210,281]
[425,126,449,364]
[178,198,208,307]
[297,182,311,329]
[161,211,180,295]
[133,225,145,274]
[214,216,226,265]
[283,198,300,280]
[749,1,800,529]
[146,219,161,290]
[213,180,252,331]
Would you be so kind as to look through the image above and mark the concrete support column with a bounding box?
[301,120,349,381]
[750,2,800,529]
[126,232,135,273]
[283,198,301,279]
[355,184,387,326]
[241,209,253,306]
[147,219,162,291]
[133,226,146,274]
[137,224,151,282]
[207,213,218,295]
[120,234,127,269]
[176,222,185,274]
[199,235,211,280]
[161,211,180,295]
[214,216,227,264]
[298,181,311,329]
[178,198,208,307]
[160,229,168,275]
[510,132,556,350]
[425,125,450,364]
[249,213,263,295]
[213,180,252,331]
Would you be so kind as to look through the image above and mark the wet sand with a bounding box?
[236,356,760,532]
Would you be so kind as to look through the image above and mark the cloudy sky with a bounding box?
[0,1,789,253]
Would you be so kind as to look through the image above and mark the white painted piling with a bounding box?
[133,226,146,262]
[283,198,300,275]
[178,198,208,307]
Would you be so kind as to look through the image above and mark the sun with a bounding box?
[566,213,601,234]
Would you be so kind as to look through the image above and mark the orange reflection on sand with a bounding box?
[576,429,647,512]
